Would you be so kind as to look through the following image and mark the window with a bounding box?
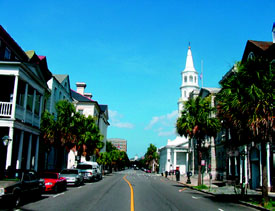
[189,76,193,82]
[54,87,58,101]
[194,76,197,83]
[247,52,254,60]
[4,47,11,60]
[78,109,83,115]
[184,76,187,83]
[184,91,186,97]
[270,59,275,70]
[34,93,41,115]
[27,86,34,111]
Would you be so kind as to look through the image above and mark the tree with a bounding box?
[176,96,221,186]
[217,57,274,204]
[144,144,159,172]
[40,100,104,169]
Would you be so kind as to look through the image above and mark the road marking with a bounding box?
[218,209,224,211]
[53,193,64,198]
[192,196,200,199]
[123,175,135,211]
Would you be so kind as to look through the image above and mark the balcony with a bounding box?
[0,101,12,117]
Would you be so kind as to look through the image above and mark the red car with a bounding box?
[40,172,67,193]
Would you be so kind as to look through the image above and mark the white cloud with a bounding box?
[145,110,178,137]
[109,110,134,129]
[145,110,178,130]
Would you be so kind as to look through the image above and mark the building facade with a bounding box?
[108,138,127,152]
[0,25,51,175]
[71,82,109,161]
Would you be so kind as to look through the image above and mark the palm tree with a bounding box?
[177,96,221,186]
[217,57,274,204]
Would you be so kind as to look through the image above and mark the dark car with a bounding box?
[0,169,44,207]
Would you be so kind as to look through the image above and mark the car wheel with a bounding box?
[54,185,58,193]
[13,193,21,207]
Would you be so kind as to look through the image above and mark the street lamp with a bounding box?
[2,135,11,146]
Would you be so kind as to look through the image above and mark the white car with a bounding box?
[77,162,102,182]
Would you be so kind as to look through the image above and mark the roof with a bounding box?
[241,40,275,62]
[0,25,29,62]
[99,105,108,112]
[54,74,68,84]
[71,89,96,103]
[248,40,273,51]
[201,87,221,94]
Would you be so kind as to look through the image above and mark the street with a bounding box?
[4,169,257,211]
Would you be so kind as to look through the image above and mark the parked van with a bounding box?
[76,161,102,182]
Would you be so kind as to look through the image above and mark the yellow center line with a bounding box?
[123,175,135,211]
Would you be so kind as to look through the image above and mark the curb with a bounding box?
[166,177,271,211]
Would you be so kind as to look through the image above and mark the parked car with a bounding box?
[59,169,84,186]
[40,172,67,193]
[0,169,44,207]
[77,161,102,182]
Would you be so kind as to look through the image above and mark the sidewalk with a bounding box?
[166,173,275,197]
[163,173,275,210]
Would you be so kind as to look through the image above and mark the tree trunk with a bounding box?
[261,141,268,204]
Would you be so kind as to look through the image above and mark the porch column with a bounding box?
[11,75,19,118]
[38,93,43,126]
[228,157,231,176]
[34,136,39,171]
[267,143,271,189]
[174,150,177,170]
[5,127,14,169]
[31,90,36,125]
[16,131,24,169]
[210,136,216,179]
[26,134,32,169]
[186,152,190,173]
[260,144,263,186]
[244,146,248,184]
[23,83,28,120]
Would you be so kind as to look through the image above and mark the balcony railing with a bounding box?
[0,101,12,117]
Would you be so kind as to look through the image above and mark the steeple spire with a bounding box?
[183,45,196,72]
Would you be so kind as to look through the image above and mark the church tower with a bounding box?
[178,45,200,115]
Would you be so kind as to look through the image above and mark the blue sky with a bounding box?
[1,0,274,158]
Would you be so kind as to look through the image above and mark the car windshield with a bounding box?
[61,169,78,175]
[77,164,93,170]
[41,173,58,179]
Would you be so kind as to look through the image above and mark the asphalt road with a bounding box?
[3,169,257,211]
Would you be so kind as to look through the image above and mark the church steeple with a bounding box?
[183,45,196,72]
[178,45,200,116]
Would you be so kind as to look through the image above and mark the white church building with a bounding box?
[159,45,200,175]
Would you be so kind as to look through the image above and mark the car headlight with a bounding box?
[0,188,5,196]
[45,182,53,186]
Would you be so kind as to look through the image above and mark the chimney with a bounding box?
[84,93,93,99]
[76,82,86,95]
[273,22,275,43]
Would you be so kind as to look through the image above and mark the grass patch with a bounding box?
[194,184,208,190]
[246,198,275,210]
